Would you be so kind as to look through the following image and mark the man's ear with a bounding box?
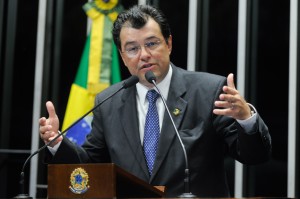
[167,35,172,54]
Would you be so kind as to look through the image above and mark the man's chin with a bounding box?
[139,79,154,88]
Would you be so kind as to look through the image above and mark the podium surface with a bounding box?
[48,163,164,198]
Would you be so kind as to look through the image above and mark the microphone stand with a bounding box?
[14,76,139,199]
[146,71,197,198]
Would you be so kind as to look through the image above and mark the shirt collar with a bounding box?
[136,65,173,104]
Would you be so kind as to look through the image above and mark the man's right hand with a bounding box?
[39,101,62,147]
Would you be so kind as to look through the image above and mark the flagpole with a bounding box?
[87,0,92,34]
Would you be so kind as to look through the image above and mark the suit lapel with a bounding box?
[150,65,188,181]
[119,86,149,179]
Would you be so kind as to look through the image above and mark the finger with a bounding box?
[46,101,57,119]
[39,117,47,126]
[41,129,56,138]
[40,131,50,138]
[44,131,62,145]
[40,131,52,141]
[40,125,52,133]
[214,100,232,109]
[213,108,234,116]
[227,73,236,89]
[219,94,236,103]
[48,134,57,142]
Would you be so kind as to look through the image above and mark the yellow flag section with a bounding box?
[62,0,122,145]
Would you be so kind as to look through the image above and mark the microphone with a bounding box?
[14,75,139,199]
[145,71,197,198]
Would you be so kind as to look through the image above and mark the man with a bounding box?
[39,5,271,197]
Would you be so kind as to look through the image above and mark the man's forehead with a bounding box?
[120,19,161,39]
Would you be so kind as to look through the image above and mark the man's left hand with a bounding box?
[213,73,251,120]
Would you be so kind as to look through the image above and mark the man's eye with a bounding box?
[146,42,157,47]
[126,46,139,52]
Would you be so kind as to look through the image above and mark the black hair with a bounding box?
[112,5,171,50]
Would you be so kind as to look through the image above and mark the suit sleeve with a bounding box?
[212,78,272,164]
[45,137,91,164]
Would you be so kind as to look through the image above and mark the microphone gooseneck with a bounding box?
[145,70,197,198]
[14,75,139,199]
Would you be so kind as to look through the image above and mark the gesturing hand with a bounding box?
[213,73,251,120]
[39,101,62,147]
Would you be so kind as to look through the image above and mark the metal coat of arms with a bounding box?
[69,167,90,194]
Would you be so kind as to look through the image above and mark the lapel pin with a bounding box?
[173,108,181,116]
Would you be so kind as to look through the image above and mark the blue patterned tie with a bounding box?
[143,90,160,176]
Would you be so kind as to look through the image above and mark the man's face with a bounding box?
[119,18,172,87]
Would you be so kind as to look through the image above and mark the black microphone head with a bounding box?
[145,71,156,84]
[123,75,139,88]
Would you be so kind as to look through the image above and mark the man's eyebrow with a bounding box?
[145,36,159,41]
[124,41,138,46]
[123,36,159,46]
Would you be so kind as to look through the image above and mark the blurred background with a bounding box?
[0,0,298,198]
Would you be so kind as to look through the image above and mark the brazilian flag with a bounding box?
[62,0,123,145]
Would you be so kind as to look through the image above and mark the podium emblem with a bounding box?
[69,167,90,194]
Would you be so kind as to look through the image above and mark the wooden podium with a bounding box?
[48,163,165,198]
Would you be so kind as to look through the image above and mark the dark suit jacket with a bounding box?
[50,64,271,197]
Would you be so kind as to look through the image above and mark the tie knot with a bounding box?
[146,90,159,104]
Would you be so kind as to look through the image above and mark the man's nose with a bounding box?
[139,46,152,58]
